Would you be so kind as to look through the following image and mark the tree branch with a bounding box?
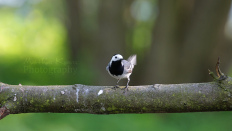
[1,59,232,120]
[0,78,232,118]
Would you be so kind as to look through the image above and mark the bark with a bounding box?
[1,75,232,120]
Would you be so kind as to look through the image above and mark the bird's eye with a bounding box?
[115,56,117,59]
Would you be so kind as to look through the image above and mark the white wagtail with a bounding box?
[106,54,136,90]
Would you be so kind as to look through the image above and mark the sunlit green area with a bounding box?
[0,112,232,131]
[0,0,232,131]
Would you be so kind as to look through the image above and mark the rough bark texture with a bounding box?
[0,76,232,120]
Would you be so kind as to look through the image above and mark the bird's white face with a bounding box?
[111,54,123,62]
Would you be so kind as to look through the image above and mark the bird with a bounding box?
[106,54,136,91]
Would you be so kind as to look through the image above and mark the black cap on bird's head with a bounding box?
[111,54,123,62]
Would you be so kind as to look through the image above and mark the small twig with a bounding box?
[208,69,218,80]
[209,57,227,81]
[0,106,10,120]
[216,57,224,77]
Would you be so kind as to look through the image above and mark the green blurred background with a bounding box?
[0,0,232,130]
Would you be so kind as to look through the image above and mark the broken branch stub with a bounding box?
[209,57,228,81]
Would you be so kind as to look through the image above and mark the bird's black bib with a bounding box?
[109,60,124,76]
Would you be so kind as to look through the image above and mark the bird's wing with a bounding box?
[127,55,136,65]
[122,60,134,73]
[122,54,136,73]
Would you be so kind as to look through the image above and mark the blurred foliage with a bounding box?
[130,0,158,55]
[1,113,232,131]
[0,0,67,85]
[0,0,96,85]
[0,0,232,131]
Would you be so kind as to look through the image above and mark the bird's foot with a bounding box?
[122,86,129,93]
[112,85,120,90]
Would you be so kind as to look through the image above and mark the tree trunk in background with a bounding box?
[93,0,128,85]
[65,0,97,84]
[65,0,128,85]
[180,0,232,82]
[65,0,98,61]
[65,0,82,61]
[135,0,232,85]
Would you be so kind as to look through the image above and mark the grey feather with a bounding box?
[122,55,136,74]
[127,55,136,65]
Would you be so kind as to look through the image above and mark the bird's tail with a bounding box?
[127,55,137,65]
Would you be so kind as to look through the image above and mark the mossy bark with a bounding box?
[1,77,232,118]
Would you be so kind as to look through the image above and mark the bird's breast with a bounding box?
[109,60,124,76]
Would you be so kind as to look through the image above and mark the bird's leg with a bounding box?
[113,79,121,89]
[123,78,130,92]
[116,79,121,87]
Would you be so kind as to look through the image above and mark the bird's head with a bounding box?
[111,54,123,62]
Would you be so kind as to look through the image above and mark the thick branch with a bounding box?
[0,77,232,119]
[0,58,231,120]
